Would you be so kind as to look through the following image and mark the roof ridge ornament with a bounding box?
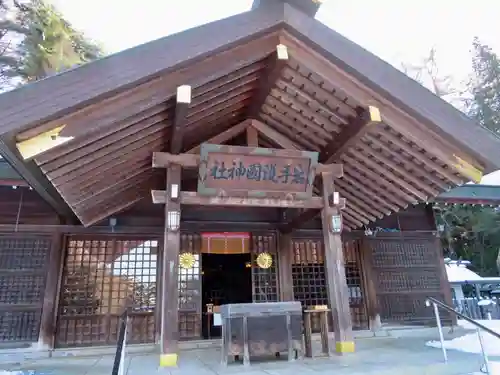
[251,0,323,18]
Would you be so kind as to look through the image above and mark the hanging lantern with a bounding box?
[179,253,195,269]
[256,252,273,269]
[329,214,342,233]
[167,210,181,232]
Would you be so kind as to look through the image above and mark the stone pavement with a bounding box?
[0,336,497,375]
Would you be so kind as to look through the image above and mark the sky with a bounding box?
[46,0,500,184]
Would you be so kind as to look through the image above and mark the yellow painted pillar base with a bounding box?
[159,353,178,367]
[335,341,355,353]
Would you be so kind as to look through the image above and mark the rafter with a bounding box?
[186,119,251,154]
[279,106,381,233]
[284,34,485,182]
[247,44,289,117]
[170,85,191,154]
[320,106,381,163]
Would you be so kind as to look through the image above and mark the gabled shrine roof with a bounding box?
[0,0,499,227]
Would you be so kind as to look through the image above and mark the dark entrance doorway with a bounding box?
[201,253,252,338]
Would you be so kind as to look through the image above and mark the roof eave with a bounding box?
[0,3,288,139]
[280,5,500,173]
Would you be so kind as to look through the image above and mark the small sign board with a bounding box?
[198,144,319,200]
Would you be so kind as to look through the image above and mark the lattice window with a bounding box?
[178,233,202,339]
[291,238,368,330]
[291,239,327,307]
[251,233,278,303]
[56,238,159,347]
[0,236,50,343]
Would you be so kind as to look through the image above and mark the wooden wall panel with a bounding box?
[0,186,59,226]
[365,233,451,325]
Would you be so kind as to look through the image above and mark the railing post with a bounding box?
[426,299,447,363]
[119,315,129,375]
[112,309,129,375]
[477,328,490,375]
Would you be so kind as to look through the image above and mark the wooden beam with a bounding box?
[250,119,299,149]
[170,85,191,154]
[152,190,324,208]
[246,125,259,146]
[186,119,251,154]
[152,152,199,168]
[247,44,289,117]
[320,106,381,163]
[152,151,343,177]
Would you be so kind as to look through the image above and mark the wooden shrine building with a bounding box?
[0,0,500,367]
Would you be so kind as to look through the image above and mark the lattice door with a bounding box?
[251,233,278,302]
[366,234,448,324]
[56,237,159,347]
[0,235,51,344]
[178,233,202,339]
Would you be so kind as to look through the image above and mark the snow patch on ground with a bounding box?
[426,320,500,374]
[426,320,500,356]
[472,362,500,375]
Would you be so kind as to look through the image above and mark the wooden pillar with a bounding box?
[358,238,381,331]
[160,164,182,367]
[278,232,294,301]
[320,172,354,354]
[37,232,63,350]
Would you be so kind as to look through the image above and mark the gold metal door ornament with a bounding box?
[256,252,273,269]
[179,252,196,269]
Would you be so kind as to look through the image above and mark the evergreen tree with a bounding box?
[436,204,500,276]
[0,0,104,90]
[467,37,500,133]
[466,38,500,274]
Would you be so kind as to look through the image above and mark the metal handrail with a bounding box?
[426,297,499,375]
[427,297,500,339]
